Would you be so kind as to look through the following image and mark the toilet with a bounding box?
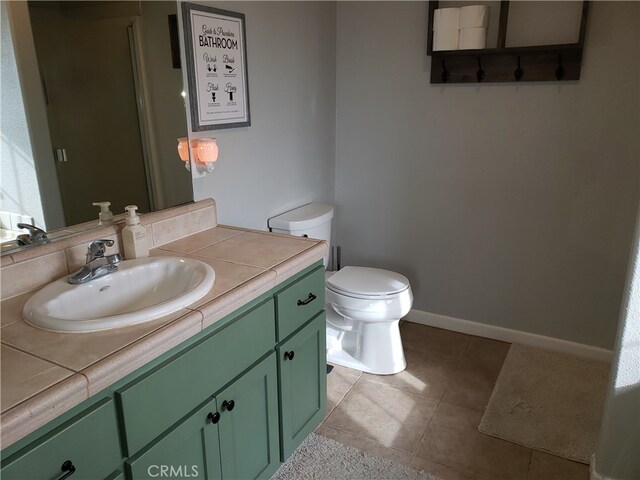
[268,204,413,375]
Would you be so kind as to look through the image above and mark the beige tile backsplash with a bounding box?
[1,200,217,301]
[1,252,68,301]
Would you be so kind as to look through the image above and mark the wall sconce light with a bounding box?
[176,137,219,173]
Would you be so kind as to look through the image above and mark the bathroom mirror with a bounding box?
[1,1,193,255]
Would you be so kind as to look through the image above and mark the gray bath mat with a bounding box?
[272,433,440,480]
[478,343,610,463]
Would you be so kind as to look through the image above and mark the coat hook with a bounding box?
[555,54,565,80]
[441,59,450,83]
[476,57,485,82]
[514,56,524,81]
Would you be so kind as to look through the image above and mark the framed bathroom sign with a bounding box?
[181,3,250,131]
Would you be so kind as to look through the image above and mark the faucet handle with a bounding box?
[86,239,115,262]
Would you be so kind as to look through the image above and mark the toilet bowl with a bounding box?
[325,266,413,374]
[268,203,414,375]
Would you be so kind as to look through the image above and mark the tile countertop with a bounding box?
[0,225,327,448]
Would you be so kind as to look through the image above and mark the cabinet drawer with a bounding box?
[116,299,276,457]
[1,398,121,480]
[275,266,324,340]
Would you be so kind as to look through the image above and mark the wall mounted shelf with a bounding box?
[427,1,589,84]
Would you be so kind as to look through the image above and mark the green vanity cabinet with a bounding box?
[1,398,122,480]
[116,299,276,457]
[126,354,280,480]
[216,353,280,480]
[126,398,221,479]
[277,312,327,459]
[1,261,327,480]
[275,265,325,341]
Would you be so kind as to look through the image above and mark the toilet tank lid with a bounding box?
[268,203,334,231]
[327,266,410,297]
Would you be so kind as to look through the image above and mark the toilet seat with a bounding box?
[326,266,410,298]
[326,287,413,323]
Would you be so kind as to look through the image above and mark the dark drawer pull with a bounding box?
[57,460,76,480]
[207,412,220,424]
[222,400,235,412]
[297,293,317,306]
[284,351,295,361]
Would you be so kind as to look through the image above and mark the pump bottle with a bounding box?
[93,202,114,225]
[122,205,149,259]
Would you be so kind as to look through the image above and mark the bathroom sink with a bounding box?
[23,257,215,333]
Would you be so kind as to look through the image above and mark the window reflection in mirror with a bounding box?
[0,1,193,250]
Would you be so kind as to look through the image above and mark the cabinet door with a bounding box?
[117,299,275,457]
[1,398,121,480]
[217,353,280,480]
[278,312,327,459]
[125,398,221,480]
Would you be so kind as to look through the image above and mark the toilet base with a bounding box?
[326,306,406,375]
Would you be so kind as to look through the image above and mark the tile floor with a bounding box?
[317,322,590,480]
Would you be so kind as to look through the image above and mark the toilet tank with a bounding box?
[268,203,334,268]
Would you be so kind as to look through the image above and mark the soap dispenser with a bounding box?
[122,205,149,259]
[93,201,114,225]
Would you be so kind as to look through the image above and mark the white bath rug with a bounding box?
[272,433,440,480]
[478,343,610,463]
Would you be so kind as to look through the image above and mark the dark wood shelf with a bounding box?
[429,43,583,58]
[426,1,589,84]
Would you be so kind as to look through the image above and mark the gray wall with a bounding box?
[190,1,336,230]
[334,2,639,349]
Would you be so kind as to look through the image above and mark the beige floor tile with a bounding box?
[323,377,439,453]
[461,337,511,372]
[442,358,502,409]
[429,401,484,431]
[410,456,484,480]
[401,322,471,358]
[527,451,589,480]
[415,402,531,480]
[330,363,364,379]
[327,364,361,413]
[362,346,459,400]
[316,425,412,466]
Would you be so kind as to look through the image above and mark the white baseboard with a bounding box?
[405,309,613,362]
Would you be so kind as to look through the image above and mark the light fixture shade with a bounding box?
[196,138,219,164]
[177,137,189,162]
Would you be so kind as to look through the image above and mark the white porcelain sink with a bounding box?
[23,257,215,333]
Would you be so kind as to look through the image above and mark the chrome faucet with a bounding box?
[16,223,49,247]
[68,239,122,284]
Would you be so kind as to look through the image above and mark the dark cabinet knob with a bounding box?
[57,460,76,480]
[207,412,220,424]
[297,293,317,306]
[284,351,295,361]
[222,400,235,411]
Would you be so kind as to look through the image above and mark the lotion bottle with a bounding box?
[93,201,114,225]
[122,205,149,259]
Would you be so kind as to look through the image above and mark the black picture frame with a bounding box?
[181,2,251,131]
